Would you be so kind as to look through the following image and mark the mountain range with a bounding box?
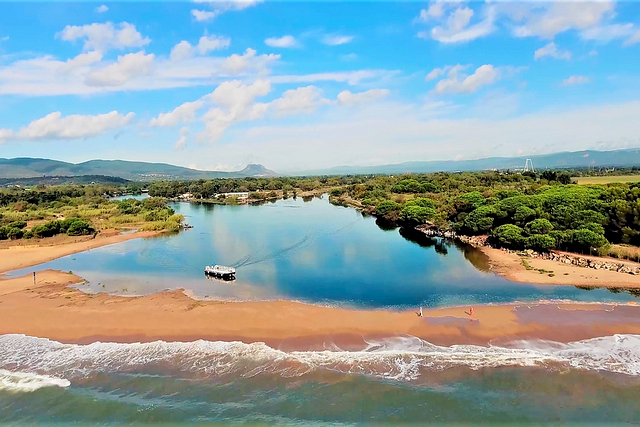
[3,148,640,182]
[0,158,278,181]
[290,149,640,176]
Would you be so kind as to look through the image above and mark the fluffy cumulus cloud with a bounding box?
[191,0,263,21]
[563,75,590,86]
[170,35,231,61]
[58,51,104,73]
[150,100,205,127]
[222,48,279,74]
[85,52,155,86]
[336,89,389,107]
[418,4,495,43]
[264,35,298,48]
[96,5,108,13]
[270,86,329,116]
[534,42,572,60]
[431,64,500,95]
[321,34,354,45]
[510,1,615,39]
[201,79,272,142]
[57,22,150,52]
[0,111,134,142]
[175,127,189,150]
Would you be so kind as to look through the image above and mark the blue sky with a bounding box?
[1,0,640,173]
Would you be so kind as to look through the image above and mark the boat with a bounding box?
[204,264,236,279]
[181,222,194,229]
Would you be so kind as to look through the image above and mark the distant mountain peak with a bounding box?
[239,164,278,177]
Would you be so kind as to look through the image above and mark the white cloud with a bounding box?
[425,66,451,81]
[197,35,231,54]
[96,5,108,13]
[201,79,271,142]
[85,52,155,86]
[581,23,635,42]
[420,5,494,43]
[271,70,397,86]
[150,100,205,127]
[270,86,329,116]
[264,35,298,48]
[534,42,571,60]
[57,22,150,52]
[432,64,500,95]
[1,111,134,141]
[511,1,615,39]
[175,127,189,150]
[336,89,389,107]
[417,1,448,21]
[1,36,9,42]
[58,51,103,73]
[0,128,14,144]
[169,35,230,62]
[563,75,590,85]
[221,48,279,74]
[191,9,216,21]
[321,34,354,45]
[627,29,640,46]
[170,41,194,61]
[191,0,263,21]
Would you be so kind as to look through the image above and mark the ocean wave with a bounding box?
[1,334,639,382]
[0,369,70,393]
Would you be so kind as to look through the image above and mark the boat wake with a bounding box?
[1,334,639,390]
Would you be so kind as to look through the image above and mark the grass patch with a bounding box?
[576,175,640,185]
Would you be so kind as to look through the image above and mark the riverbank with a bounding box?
[0,230,162,274]
[1,270,640,348]
[480,246,640,289]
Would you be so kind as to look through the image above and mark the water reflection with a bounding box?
[9,197,639,308]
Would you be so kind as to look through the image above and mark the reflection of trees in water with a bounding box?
[398,227,437,248]
[451,240,491,272]
[574,285,640,297]
[375,217,398,232]
[302,196,314,202]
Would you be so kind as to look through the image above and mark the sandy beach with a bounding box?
[0,230,161,274]
[1,270,640,348]
[481,246,640,288]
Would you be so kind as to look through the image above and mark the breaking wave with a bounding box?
[0,369,70,393]
[1,334,639,384]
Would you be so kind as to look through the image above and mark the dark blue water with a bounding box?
[8,196,638,308]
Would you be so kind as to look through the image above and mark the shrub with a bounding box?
[66,219,94,236]
[330,188,344,197]
[6,227,24,240]
[7,221,27,229]
[400,205,436,223]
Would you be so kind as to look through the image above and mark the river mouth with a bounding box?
[7,196,640,308]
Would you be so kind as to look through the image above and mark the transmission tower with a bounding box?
[524,159,535,173]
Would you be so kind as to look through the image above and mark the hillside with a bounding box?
[0,158,278,181]
[292,149,640,176]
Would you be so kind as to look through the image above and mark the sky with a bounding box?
[1,0,640,173]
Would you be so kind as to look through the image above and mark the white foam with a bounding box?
[1,334,640,383]
[0,369,70,393]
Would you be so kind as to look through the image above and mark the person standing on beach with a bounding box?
[33,271,36,285]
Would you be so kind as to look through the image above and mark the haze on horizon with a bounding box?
[1,0,640,173]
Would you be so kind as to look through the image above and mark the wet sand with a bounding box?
[1,270,639,348]
[0,230,161,274]
[482,246,640,288]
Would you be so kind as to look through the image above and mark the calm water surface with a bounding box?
[8,196,638,308]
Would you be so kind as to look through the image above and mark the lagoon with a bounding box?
[11,196,638,308]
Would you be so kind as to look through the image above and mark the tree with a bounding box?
[525,218,553,235]
[491,224,524,249]
[375,200,399,216]
[525,234,555,251]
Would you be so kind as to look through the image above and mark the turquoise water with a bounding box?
[7,195,638,308]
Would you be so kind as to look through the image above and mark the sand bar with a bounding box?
[1,270,640,349]
[0,230,161,274]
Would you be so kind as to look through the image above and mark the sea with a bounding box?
[2,196,640,425]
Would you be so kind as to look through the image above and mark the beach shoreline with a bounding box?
[1,270,640,348]
[0,230,162,275]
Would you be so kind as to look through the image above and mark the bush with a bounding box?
[330,188,345,197]
[66,219,94,236]
[400,205,436,223]
[7,221,27,229]
[6,227,24,240]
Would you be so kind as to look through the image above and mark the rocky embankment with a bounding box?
[415,224,487,247]
[415,224,640,276]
